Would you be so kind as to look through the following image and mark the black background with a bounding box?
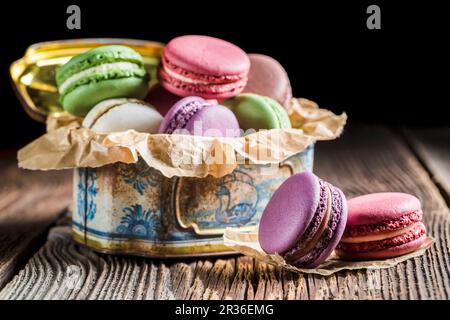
[0,1,446,149]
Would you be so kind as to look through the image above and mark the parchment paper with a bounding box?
[18,98,347,178]
[223,227,434,276]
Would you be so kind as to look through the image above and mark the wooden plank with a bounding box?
[402,127,450,203]
[0,124,449,300]
[0,152,72,290]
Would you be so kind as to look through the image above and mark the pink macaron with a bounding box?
[158,35,250,100]
[336,192,428,260]
[243,54,292,108]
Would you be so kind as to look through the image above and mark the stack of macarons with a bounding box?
[258,173,429,268]
[56,44,162,133]
[55,35,295,136]
[157,36,293,110]
[156,35,293,135]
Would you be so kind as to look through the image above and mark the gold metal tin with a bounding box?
[10,38,163,122]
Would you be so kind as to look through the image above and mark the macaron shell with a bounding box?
[159,71,247,100]
[224,93,291,131]
[59,66,147,100]
[184,105,240,137]
[343,210,423,240]
[336,233,427,260]
[62,77,148,117]
[266,97,292,129]
[342,220,421,243]
[82,98,130,128]
[158,96,205,134]
[163,35,250,76]
[347,192,422,226]
[85,100,163,133]
[243,54,292,107]
[56,45,144,85]
[259,172,320,254]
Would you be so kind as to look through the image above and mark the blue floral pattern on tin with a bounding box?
[181,169,260,231]
[119,159,158,195]
[77,168,98,221]
[116,204,162,238]
[213,170,259,226]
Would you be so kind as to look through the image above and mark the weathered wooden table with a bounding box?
[0,124,449,300]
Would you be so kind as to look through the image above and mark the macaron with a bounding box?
[243,54,292,108]
[158,96,240,137]
[82,98,162,133]
[336,193,428,260]
[145,84,181,116]
[224,93,291,131]
[259,172,348,268]
[56,45,149,117]
[158,35,250,100]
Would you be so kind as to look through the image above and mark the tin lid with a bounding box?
[10,38,164,123]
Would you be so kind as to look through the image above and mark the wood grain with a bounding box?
[0,124,449,299]
[402,127,450,203]
[0,153,72,289]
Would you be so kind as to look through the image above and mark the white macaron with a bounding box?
[82,98,163,133]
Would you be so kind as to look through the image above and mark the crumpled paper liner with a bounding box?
[18,98,347,178]
[223,227,434,276]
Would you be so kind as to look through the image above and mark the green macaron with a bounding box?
[224,93,292,131]
[56,45,149,117]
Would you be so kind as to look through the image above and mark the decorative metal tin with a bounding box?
[72,145,314,257]
[12,39,316,257]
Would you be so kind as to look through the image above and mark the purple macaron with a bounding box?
[158,96,240,137]
[259,172,348,268]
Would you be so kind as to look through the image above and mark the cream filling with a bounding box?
[163,64,211,85]
[341,222,419,243]
[59,62,142,94]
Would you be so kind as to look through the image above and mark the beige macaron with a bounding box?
[82,98,163,133]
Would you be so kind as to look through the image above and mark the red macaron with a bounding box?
[158,35,250,100]
[336,192,428,260]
